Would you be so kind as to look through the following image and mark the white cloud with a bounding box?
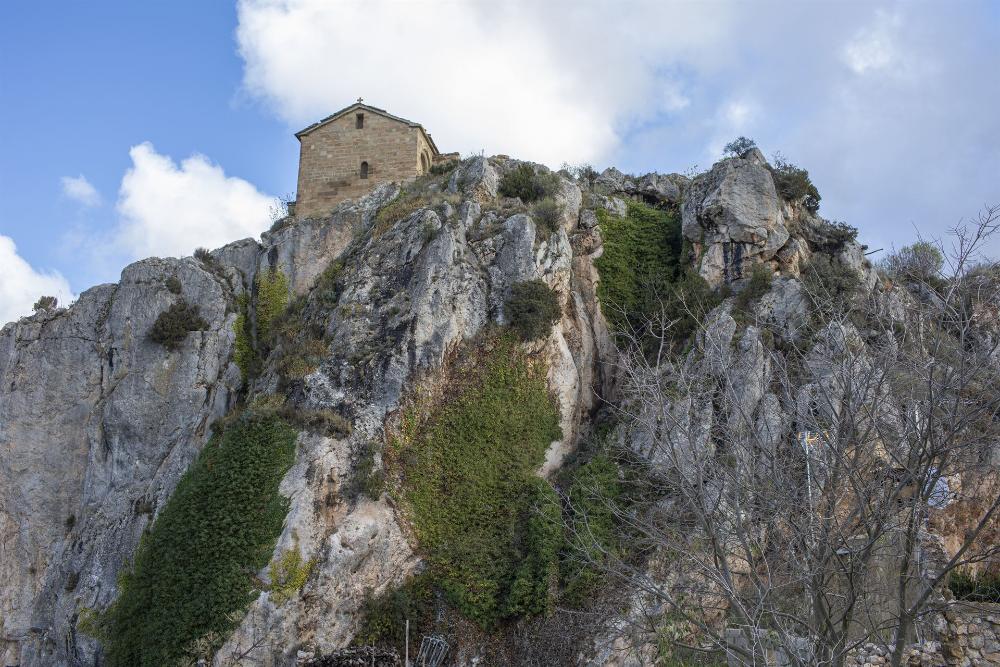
[235,0,736,166]
[842,11,902,75]
[61,174,101,207]
[0,235,75,326]
[115,142,276,259]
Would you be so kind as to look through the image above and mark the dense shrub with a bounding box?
[505,280,562,341]
[569,163,599,188]
[394,335,563,627]
[733,264,774,313]
[498,164,560,203]
[769,158,821,213]
[826,220,859,246]
[32,295,57,311]
[354,573,436,648]
[723,136,757,158]
[164,276,182,294]
[531,197,563,235]
[801,255,862,311]
[429,160,458,175]
[84,412,298,666]
[561,454,625,604]
[881,241,944,286]
[504,478,563,618]
[594,201,682,330]
[148,300,209,350]
[232,270,290,379]
[949,569,1000,603]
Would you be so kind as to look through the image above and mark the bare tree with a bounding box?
[574,206,1000,667]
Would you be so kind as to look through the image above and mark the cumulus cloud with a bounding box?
[61,174,101,207]
[235,0,735,166]
[235,1,999,251]
[115,142,275,259]
[0,235,75,326]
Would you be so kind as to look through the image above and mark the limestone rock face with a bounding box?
[0,256,246,665]
[0,182,419,665]
[0,155,616,666]
[212,158,610,662]
[595,166,687,207]
[682,150,787,286]
[3,146,894,665]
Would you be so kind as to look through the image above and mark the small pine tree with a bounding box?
[723,136,758,158]
[32,295,58,312]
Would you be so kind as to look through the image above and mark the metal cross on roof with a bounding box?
[357,97,364,103]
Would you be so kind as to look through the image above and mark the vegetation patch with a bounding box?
[256,269,290,344]
[531,197,563,235]
[733,263,773,315]
[354,572,437,649]
[32,295,58,311]
[268,546,316,606]
[232,269,290,380]
[149,300,209,351]
[498,163,560,203]
[504,280,562,341]
[232,295,255,380]
[374,193,430,237]
[560,452,629,605]
[390,334,563,627]
[429,160,459,176]
[801,254,862,313]
[881,241,945,287]
[723,136,758,159]
[948,569,1000,603]
[768,157,821,213]
[82,411,298,666]
[594,201,719,349]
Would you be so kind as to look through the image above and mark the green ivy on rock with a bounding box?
[83,412,298,666]
[393,334,563,628]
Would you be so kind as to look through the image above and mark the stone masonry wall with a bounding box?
[295,111,424,218]
[849,604,1000,667]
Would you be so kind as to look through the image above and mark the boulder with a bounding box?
[682,151,787,286]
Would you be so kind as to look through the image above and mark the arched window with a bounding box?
[356,113,364,129]
[420,152,429,174]
[360,161,369,179]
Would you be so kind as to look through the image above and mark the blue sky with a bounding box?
[1,1,999,324]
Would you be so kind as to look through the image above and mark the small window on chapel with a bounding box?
[356,113,364,129]
[360,161,369,179]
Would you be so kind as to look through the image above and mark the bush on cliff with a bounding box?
[505,280,562,341]
[149,300,209,350]
[498,163,560,203]
[768,157,821,213]
[83,411,298,666]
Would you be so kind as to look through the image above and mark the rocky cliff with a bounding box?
[2,150,993,667]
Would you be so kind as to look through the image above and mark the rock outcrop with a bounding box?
[0,157,614,666]
[3,148,985,667]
